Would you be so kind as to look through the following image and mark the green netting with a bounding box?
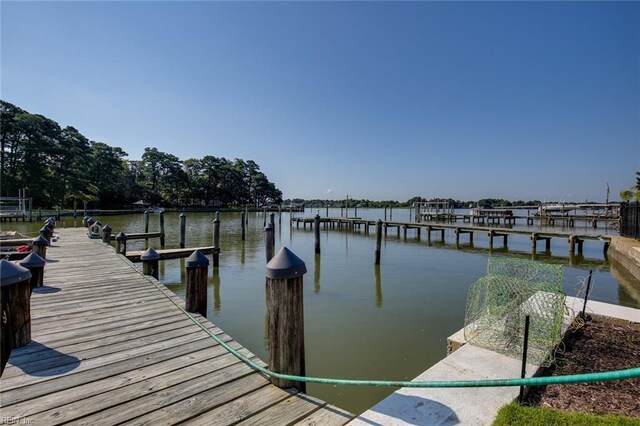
[464,257,565,367]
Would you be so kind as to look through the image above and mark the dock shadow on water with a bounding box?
[9,341,80,376]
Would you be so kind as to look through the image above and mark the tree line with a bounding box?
[0,100,282,209]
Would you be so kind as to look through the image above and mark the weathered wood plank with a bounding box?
[236,393,326,426]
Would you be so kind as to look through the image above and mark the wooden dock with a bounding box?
[0,228,352,425]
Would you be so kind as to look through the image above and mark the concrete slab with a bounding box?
[350,345,538,426]
[352,297,639,425]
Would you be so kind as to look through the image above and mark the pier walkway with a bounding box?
[0,228,352,425]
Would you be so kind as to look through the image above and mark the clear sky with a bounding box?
[2,1,639,202]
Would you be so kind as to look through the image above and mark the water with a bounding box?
[5,209,639,414]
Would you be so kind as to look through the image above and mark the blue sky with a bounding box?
[2,1,638,202]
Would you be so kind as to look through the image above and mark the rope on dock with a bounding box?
[116,252,640,389]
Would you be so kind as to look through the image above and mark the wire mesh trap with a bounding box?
[464,257,566,367]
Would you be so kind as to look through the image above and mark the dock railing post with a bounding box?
[116,232,127,256]
[375,219,383,265]
[314,214,321,254]
[0,260,32,376]
[102,224,113,244]
[179,213,186,248]
[32,236,48,260]
[141,248,160,279]
[265,247,307,392]
[185,250,209,317]
[213,212,221,268]
[19,253,46,290]
[265,223,275,263]
[270,212,276,248]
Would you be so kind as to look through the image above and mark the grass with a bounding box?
[493,403,640,426]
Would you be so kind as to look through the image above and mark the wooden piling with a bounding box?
[241,211,246,241]
[185,250,209,317]
[116,232,127,256]
[375,219,382,265]
[32,236,48,260]
[270,213,276,245]
[159,210,165,247]
[141,248,160,279]
[179,213,186,248]
[83,200,87,217]
[0,260,32,376]
[265,223,275,263]
[19,253,46,290]
[265,247,307,392]
[531,233,538,253]
[101,224,113,244]
[314,214,321,254]
[213,212,220,268]
[144,210,149,242]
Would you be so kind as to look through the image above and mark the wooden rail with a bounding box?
[0,228,352,425]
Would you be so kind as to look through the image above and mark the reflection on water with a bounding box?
[6,208,639,415]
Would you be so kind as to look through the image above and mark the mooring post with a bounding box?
[73,199,77,221]
[101,224,112,244]
[0,260,32,376]
[179,213,186,248]
[245,206,249,224]
[32,236,48,260]
[568,236,575,256]
[265,223,275,263]
[326,205,329,217]
[19,253,46,291]
[39,226,51,244]
[141,248,160,280]
[159,210,166,247]
[531,233,538,254]
[384,206,388,221]
[115,232,127,256]
[83,200,87,217]
[241,211,246,241]
[56,206,60,221]
[265,247,307,392]
[185,250,209,317]
[270,212,275,241]
[144,210,149,243]
[37,207,42,221]
[213,212,221,268]
[314,214,321,254]
[375,219,383,265]
[488,230,495,250]
[390,206,393,220]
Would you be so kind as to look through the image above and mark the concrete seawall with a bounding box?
[607,236,640,281]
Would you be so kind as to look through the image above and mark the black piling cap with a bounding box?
[32,235,49,246]
[87,218,96,226]
[265,223,274,231]
[102,224,113,232]
[0,259,32,286]
[186,250,209,268]
[140,248,160,261]
[180,212,186,218]
[40,226,51,235]
[19,252,46,268]
[266,247,307,280]
[115,232,127,241]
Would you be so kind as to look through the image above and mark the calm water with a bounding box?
[6,209,639,414]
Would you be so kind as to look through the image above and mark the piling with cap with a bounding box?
[102,224,113,244]
[40,226,52,244]
[116,232,127,256]
[141,248,160,279]
[213,212,221,268]
[265,247,307,392]
[0,260,33,375]
[179,213,186,248]
[265,223,275,263]
[32,235,49,260]
[185,250,209,317]
[19,253,46,290]
[144,210,149,242]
